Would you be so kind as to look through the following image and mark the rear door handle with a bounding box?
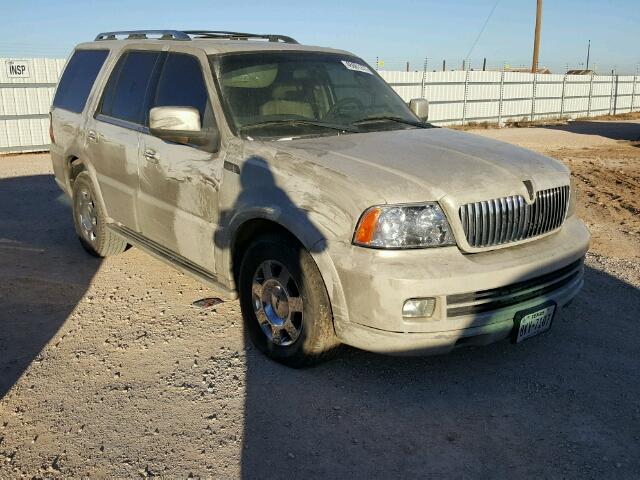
[87,130,97,142]
[143,148,159,164]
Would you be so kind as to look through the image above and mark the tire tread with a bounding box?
[239,233,339,367]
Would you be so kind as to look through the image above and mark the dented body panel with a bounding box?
[138,132,222,272]
[50,36,590,355]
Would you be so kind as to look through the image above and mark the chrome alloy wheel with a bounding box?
[77,187,98,243]
[252,260,304,346]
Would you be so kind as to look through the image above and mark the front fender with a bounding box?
[216,204,325,286]
[218,206,350,328]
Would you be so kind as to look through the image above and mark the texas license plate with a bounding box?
[512,302,556,343]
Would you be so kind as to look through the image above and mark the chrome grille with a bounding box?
[459,185,570,247]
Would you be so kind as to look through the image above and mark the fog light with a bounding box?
[402,298,436,318]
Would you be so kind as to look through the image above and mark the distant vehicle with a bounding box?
[566,69,595,75]
[506,66,552,74]
[50,30,590,366]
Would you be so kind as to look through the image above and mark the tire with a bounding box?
[238,233,339,367]
[72,171,127,257]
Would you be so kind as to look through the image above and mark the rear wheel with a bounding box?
[72,171,127,257]
[238,234,339,367]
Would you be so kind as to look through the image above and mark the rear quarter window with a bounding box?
[53,50,109,113]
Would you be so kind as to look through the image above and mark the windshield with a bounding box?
[211,52,423,139]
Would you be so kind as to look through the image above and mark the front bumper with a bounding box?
[327,216,590,355]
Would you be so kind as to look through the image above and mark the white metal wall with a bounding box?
[0,58,66,153]
[381,70,640,125]
[0,58,639,154]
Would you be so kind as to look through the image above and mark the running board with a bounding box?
[108,224,237,300]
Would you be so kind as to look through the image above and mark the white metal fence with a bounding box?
[379,70,640,125]
[0,57,639,154]
[0,58,66,153]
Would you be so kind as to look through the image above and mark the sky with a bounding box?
[1,0,639,73]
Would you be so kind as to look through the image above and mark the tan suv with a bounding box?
[50,30,590,366]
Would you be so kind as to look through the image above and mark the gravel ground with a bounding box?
[1,122,639,479]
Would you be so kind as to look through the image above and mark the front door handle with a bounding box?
[87,130,98,142]
[143,148,159,164]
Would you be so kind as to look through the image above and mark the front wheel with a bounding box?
[238,234,339,367]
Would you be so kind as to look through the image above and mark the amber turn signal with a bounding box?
[354,207,381,245]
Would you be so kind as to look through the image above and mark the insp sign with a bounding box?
[6,60,30,79]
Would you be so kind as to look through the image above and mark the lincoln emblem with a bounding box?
[523,180,535,201]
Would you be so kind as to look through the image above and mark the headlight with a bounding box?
[567,176,577,217]
[353,203,455,248]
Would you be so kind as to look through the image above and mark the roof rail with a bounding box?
[95,30,191,41]
[184,30,298,44]
[94,29,298,44]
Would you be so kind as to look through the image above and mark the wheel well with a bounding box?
[67,156,85,188]
[231,219,301,285]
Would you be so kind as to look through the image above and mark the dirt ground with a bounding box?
[1,121,639,479]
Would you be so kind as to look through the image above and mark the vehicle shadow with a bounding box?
[214,154,330,358]
[240,262,640,478]
[541,120,640,143]
[221,161,640,478]
[213,154,639,478]
[0,174,101,398]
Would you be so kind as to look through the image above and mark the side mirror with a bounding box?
[409,98,429,122]
[149,106,213,147]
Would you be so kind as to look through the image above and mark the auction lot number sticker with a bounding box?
[341,60,372,74]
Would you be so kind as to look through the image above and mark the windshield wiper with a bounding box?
[240,119,359,134]
[351,116,429,128]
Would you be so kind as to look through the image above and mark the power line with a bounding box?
[464,0,501,62]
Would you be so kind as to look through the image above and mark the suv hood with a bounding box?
[271,127,569,205]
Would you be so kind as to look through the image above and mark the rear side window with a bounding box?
[99,51,160,124]
[152,53,209,120]
[53,50,108,113]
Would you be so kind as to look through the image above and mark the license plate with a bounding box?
[512,302,556,343]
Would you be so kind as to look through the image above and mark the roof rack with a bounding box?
[94,30,298,44]
[95,30,191,41]
[184,30,298,44]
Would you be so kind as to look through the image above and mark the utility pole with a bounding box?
[531,0,543,73]
[586,39,591,70]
